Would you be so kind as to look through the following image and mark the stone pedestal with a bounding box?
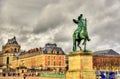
[66,51,96,79]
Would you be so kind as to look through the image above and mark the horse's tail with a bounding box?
[84,31,90,41]
[86,35,90,41]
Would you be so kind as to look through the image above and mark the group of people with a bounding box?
[0,72,39,77]
[97,71,116,79]
[0,72,20,77]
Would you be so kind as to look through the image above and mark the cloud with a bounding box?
[33,9,67,34]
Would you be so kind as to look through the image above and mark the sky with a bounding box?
[0,0,120,53]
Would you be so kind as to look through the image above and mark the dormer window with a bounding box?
[48,50,51,54]
[53,49,57,54]
[59,50,62,54]
[14,48,17,52]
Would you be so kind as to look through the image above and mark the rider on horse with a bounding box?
[73,14,84,39]
[73,14,90,51]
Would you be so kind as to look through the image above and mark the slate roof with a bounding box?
[94,49,119,56]
[42,43,65,54]
[5,36,19,45]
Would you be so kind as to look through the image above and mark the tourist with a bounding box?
[23,73,27,79]
[109,72,115,79]
[99,72,106,79]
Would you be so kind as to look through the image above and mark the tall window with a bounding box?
[54,56,56,59]
[48,61,50,66]
[59,61,61,66]
[48,56,50,60]
[6,57,9,64]
[54,61,56,66]
[59,56,61,60]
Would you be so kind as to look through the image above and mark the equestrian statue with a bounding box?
[73,14,90,52]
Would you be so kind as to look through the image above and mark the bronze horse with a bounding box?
[73,14,90,51]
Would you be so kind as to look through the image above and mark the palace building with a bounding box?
[0,37,66,73]
[93,49,120,70]
[0,36,21,67]
[0,36,120,73]
[11,43,66,72]
[2,36,20,53]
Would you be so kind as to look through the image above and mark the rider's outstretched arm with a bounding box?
[73,19,78,24]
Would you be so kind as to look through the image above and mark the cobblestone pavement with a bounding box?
[0,76,65,79]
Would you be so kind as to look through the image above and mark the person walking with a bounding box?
[109,72,115,79]
[99,72,106,79]
[23,73,27,79]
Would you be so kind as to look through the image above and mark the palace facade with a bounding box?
[0,36,20,67]
[0,37,66,73]
[0,36,120,73]
[93,49,120,70]
[11,43,66,72]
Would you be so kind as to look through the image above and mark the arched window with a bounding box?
[7,57,9,64]
[14,48,17,52]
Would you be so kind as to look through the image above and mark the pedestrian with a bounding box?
[109,72,115,79]
[99,72,106,79]
[23,73,26,79]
